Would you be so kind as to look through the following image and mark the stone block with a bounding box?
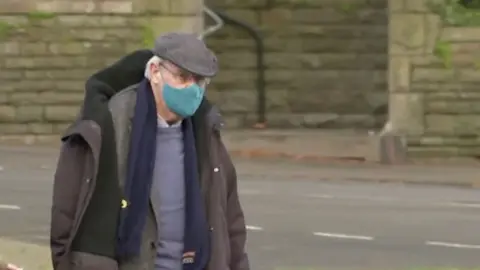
[216,89,256,113]
[426,91,480,99]
[268,0,337,7]
[388,0,405,12]
[442,27,480,42]
[206,39,255,52]
[425,114,480,136]
[404,0,434,11]
[412,68,457,82]
[57,15,94,27]
[266,89,289,112]
[54,123,70,133]
[28,123,54,134]
[132,0,169,14]
[266,53,387,70]
[451,42,480,54]
[264,53,301,69]
[54,81,84,92]
[0,94,7,104]
[426,100,480,114]
[264,24,387,39]
[37,92,83,104]
[389,56,411,92]
[211,70,256,89]
[223,9,259,25]
[420,136,480,147]
[8,92,39,105]
[100,16,129,27]
[297,38,387,53]
[97,1,133,14]
[6,56,89,69]
[0,124,28,134]
[4,58,36,69]
[260,9,292,25]
[411,82,480,92]
[424,14,441,54]
[292,9,347,24]
[217,52,257,69]
[15,106,44,122]
[287,86,375,114]
[0,71,22,80]
[20,43,48,55]
[0,0,34,13]
[389,14,425,55]
[206,0,268,8]
[0,82,17,93]
[388,93,425,135]
[35,1,95,13]
[0,105,15,122]
[49,42,87,55]
[16,80,56,92]
[354,9,389,24]
[45,106,80,122]
[457,69,480,82]
[170,0,202,15]
[150,16,201,35]
[0,42,20,55]
[410,55,443,66]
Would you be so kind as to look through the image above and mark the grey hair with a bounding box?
[144,55,211,87]
[144,55,162,80]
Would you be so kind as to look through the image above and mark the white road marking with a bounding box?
[239,189,271,196]
[438,202,480,209]
[426,241,480,249]
[307,193,480,209]
[246,225,263,231]
[307,194,335,199]
[32,235,49,240]
[313,232,374,241]
[0,204,21,210]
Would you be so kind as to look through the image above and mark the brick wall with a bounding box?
[388,0,480,157]
[0,0,203,142]
[204,0,388,128]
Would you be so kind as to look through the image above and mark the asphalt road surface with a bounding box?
[0,146,479,270]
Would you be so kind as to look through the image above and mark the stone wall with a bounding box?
[204,0,389,128]
[388,0,480,157]
[0,0,203,142]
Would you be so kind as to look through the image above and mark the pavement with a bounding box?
[1,145,480,269]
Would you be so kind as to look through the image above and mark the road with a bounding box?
[0,146,479,270]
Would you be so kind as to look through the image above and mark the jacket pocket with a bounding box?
[70,252,118,270]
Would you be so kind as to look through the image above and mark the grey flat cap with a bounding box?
[152,32,218,77]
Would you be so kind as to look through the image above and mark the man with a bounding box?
[50,32,249,270]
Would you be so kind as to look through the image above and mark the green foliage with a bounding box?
[434,40,453,68]
[27,11,56,20]
[141,25,155,47]
[0,21,15,40]
[429,0,480,26]
[335,2,365,15]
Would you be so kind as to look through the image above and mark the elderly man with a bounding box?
[50,33,249,270]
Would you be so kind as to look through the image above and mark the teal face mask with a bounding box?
[162,83,205,118]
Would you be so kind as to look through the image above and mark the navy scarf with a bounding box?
[116,79,209,270]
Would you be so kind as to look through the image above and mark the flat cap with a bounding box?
[152,32,218,77]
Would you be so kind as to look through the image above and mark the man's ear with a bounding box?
[149,63,160,84]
